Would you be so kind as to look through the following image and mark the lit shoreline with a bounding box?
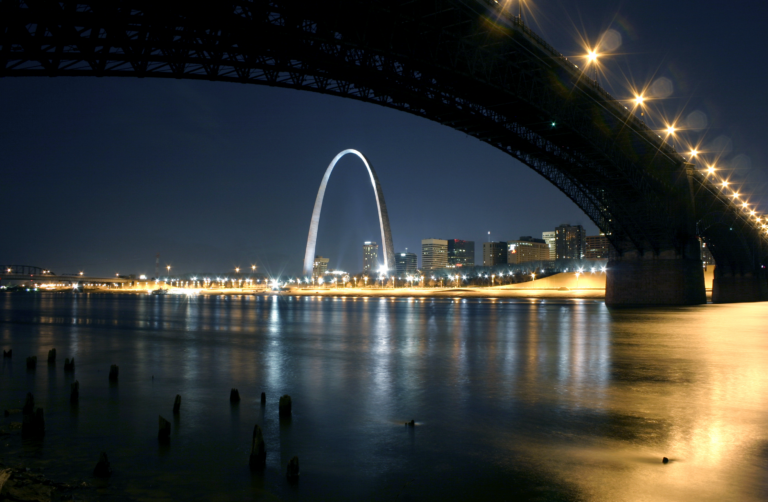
[283,286,608,299]
[35,285,608,299]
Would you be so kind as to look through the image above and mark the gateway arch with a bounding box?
[303,149,395,277]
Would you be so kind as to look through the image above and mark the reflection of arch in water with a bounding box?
[304,149,395,277]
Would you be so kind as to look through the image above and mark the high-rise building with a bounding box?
[542,231,556,261]
[447,239,475,268]
[483,241,508,266]
[421,239,448,270]
[313,256,329,277]
[363,241,379,272]
[395,252,418,276]
[508,236,550,264]
[585,234,611,259]
[555,224,586,260]
[700,239,715,268]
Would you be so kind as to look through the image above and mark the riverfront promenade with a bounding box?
[25,271,716,300]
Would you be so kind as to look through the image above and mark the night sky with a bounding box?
[2,0,766,277]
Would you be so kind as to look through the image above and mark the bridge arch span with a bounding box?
[5,0,767,303]
[303,149,395,277]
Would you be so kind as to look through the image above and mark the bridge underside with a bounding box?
[2,0,766,305]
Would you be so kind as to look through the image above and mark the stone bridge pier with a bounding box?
[712,266,768,303]
[605,240,707,307]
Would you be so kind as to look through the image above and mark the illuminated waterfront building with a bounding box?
[363,241,379,272]
[395,252,418,276]
[447,239,475,267]
[313,256,329,277]
[483,241,508,266]
[585,234,611,259]
[421,239,448,270]
[701,239,715,268]
[508,236,549,264]
[542,231,556,260]
[555,224,586,260]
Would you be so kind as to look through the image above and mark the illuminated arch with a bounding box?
[304,149,395,276]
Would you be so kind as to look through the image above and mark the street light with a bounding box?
[584,49,599,81]
[631,93,647,122]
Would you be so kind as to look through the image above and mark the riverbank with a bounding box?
[27,270,715,301]
[0,462,95,501]
[41,285,608,300]
[285,286,608,299]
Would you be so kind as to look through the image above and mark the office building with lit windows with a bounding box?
[395,252,418,276]
[701,239,715,268]
[585,234,611,259]
[363,241,379,272]
[555,224,586,260]
[313,256,329,277]
[447,239,475,268]
[421,239,448,270]
[483,241,508,266]
[508,236,550,264]
[542,231,556,261]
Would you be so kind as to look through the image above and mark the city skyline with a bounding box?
[2,0,766,276]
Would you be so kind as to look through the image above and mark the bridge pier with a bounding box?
[605,250,706,306]
[712,268,768,303]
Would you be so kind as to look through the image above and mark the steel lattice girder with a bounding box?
[1,0,766,265]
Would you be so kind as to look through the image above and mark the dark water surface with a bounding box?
[1,293,767,501]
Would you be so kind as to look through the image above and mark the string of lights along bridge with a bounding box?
[1,0,766,305]
[577,23,766,236]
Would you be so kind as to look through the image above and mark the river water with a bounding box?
[0,293,767,501]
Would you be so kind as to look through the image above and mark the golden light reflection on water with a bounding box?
[517,303,768,502]
[0,295,766,500]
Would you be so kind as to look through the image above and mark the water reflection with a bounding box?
[0,294,766,501]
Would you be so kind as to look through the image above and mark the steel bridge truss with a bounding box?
[1,0,765,267]
[0,265,52,275]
